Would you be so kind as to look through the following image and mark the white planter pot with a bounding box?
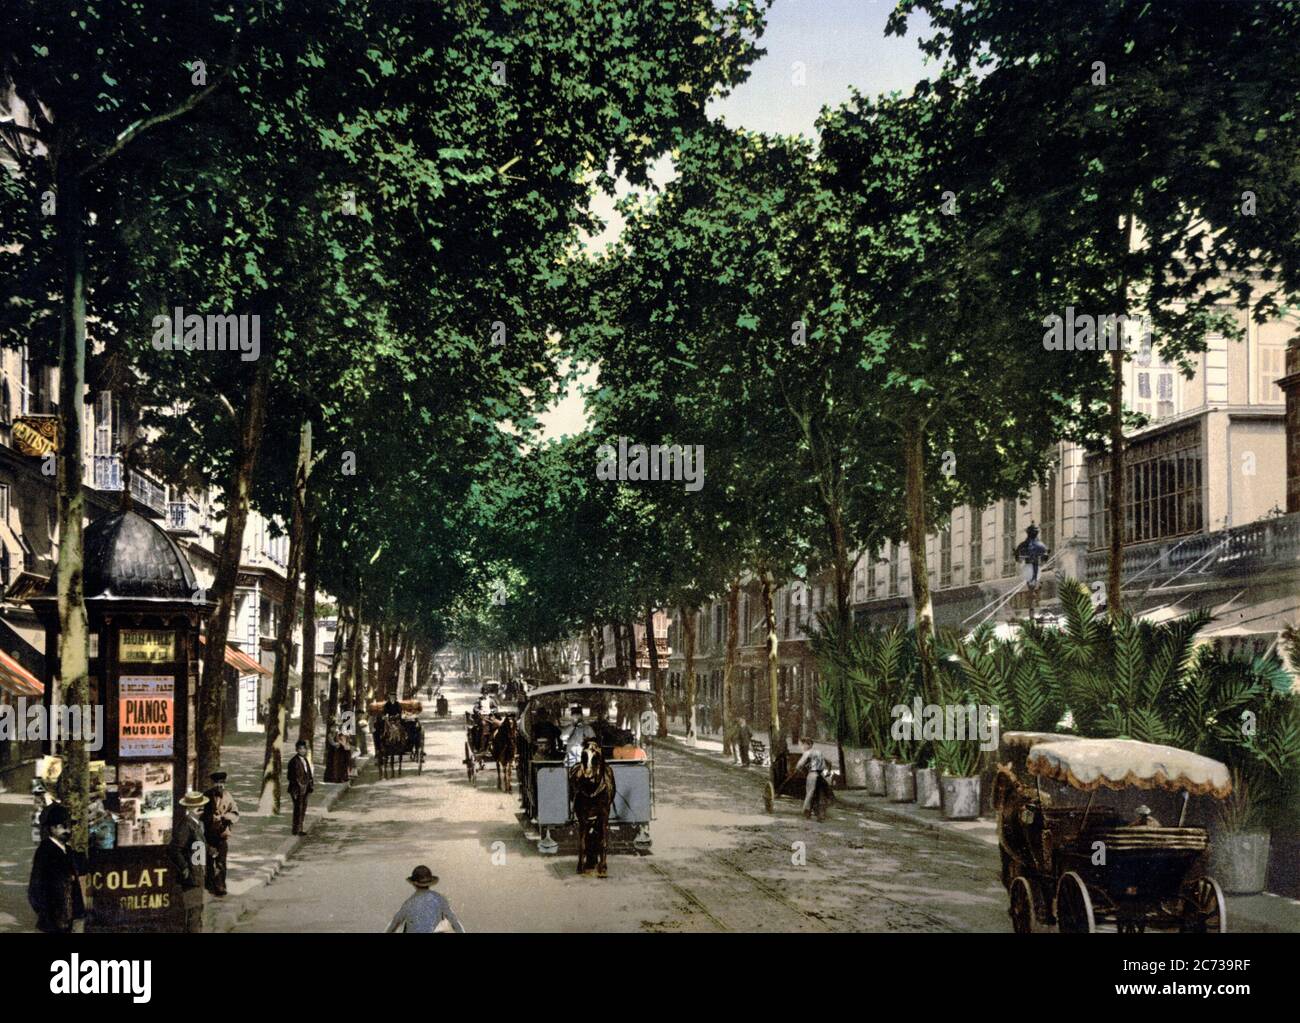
[915,767,941,809]
[940,773,981,820]
[865,758,887,796]
[885,762,916,803]
[1210,830,1271,895]
[842,748,869,789]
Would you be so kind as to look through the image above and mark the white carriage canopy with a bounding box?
[1026,738,1232,799]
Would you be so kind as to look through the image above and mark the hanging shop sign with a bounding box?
[119,630,175,664]
[118,675,174,758]
[12,415,58,457]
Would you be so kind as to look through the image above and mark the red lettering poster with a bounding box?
[118,676,174,758]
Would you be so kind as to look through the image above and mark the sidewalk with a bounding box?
[657,725,1300,933]
[0,721,361,933]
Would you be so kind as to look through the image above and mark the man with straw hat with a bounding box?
[169,790,209,932]
[385,865,465,933]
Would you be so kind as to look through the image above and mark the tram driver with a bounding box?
[562,704,596,766]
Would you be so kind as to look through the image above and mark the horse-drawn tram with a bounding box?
[517,683,655,859]
[995,732,1231,934]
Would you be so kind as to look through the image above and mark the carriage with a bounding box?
[516,683,655,854]
[368,701,425,778]
[995,732,1230,934]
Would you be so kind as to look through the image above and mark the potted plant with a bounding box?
[934,734,982,819]
[914,751,941,808]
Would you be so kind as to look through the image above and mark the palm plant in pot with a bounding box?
[1188,644,1300,895]
[837,624,910,796]
[811,611,867,788]
[931,654,983,819]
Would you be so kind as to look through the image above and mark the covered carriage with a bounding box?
[995,732,1229,934]
[516,683,655,854]
[368,700,425,776]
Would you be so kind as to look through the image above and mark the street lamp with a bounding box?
[1014,523,1050,620]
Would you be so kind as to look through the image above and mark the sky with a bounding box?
[536,0,935,440]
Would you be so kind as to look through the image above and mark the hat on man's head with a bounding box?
[210,771,227,783]
[295,740,308,750]
[180,790,208,809]
[41,803,71,828]
[406,865,438,887]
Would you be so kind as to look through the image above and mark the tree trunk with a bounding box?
[682,605,697,742]
[296,503,320,753]
[586,622,598,683]
[53,159,91,851]
[197,356,272,784]
[260,418,311,815]
[903,420,938,704]
[611,620,624,682]
[625,615,638,682]
[761,573,785,783]
[645,605,666,737]
[351,607,366,755]
[722,579,740,756]
[1104,212,1136,617]
[325,610,349,739]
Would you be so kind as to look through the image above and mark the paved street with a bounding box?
[222,682,1010,933]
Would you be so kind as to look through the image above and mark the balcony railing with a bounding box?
[1084,512,1300,586]
[88,455,167,517]
[167,500,202,534]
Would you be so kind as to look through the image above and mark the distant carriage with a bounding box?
[369,701,425,778]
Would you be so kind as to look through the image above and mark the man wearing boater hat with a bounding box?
[169,790,210,932]
[202,771,240,897]
[385,865,465,933]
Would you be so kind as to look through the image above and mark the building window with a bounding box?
[969,508,983,584]
[1088,423,1203,548]
[1002,502,1018,577]
[888,544,899,597]
[867,548,877,597]
[939,528,952,589]
[0,483,8,522]
[1259,342,1286,403]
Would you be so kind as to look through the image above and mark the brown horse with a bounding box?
[569,740,616,877]
[491,714,519,793]
[376,715,406,778]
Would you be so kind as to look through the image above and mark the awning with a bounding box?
[0,647,44,697]
[199,635,272,676]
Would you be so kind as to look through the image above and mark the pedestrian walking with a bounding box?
[288,739,315,835]
[169,791,209,932]
[735,716,753,766]
[794,737,828,819]
[386,865,465,933]
[27,803,84,933]
[202,771,240,897]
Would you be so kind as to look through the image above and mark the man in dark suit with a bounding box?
[287,740,315,835]
[28,803,84,933]
[169,791,209,932]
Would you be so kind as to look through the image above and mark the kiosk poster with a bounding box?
[118,676,174,757]
[119,629,175,663]
[86,846,185,932]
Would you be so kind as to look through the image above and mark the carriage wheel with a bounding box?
[1180,876,1227,934]
[464,741,475,782]
[1055,871,1095,933]
[763,782,775,814]
[1009,876,1036,934]
[417,742,424,774]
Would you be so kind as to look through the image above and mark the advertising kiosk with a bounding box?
[30,509,212,931]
